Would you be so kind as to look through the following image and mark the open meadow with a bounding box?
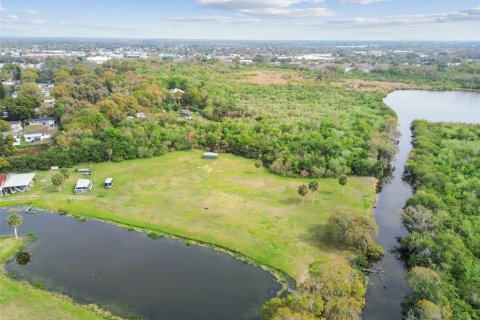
[1,150,376,282]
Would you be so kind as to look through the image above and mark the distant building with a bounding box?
[135,112,147,119]
[169,88,185,98]
[203,152,218,159]
[2,132,21,146]
[74,179,92,194]
[24,127,55,142]
[8,121,22,131]
[28,117,55,127]
[1,173,36,194]
[86,56,111,64]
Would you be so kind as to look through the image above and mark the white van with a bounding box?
[104,178,113,189]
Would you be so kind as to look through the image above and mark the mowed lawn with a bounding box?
[1,151,376,281]
[0,237,103,320]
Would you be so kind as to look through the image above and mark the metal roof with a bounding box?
[75,179,91,189]
[203,152,218,156]
[3,173,36,188]
[105,178,113,184]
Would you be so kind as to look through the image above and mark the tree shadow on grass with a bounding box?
[278,198,301,205]
[318,190,333,195]
[302,223,341,252]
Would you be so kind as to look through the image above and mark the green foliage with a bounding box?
[263,260,365,320]
[297,184,308,204]
[59,168,70,179]
[401,205,436,233]
[21,68,38,83]
[51,173,65,191]
[7,214,22,229]
[338,175,348,186]
[325,210,383,260]
[402,120,480,319]
[309,180,319,202]
[6,60,398,178]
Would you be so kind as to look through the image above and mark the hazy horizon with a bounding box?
[1,0,479,41]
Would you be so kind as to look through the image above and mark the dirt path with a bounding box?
[0,195,96,202]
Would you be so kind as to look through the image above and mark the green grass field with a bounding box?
[1,150,376,281]
[0,237,104,320]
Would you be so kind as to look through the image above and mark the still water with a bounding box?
[362,90,480,320]
[0,208,281,320]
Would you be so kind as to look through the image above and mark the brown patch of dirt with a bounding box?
[240,70,303,85]
[334,79,418,92]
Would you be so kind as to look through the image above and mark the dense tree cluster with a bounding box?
[401,120,480,319]
[325,210,383,261]
[3,60,398,178]
[262,260,365,320]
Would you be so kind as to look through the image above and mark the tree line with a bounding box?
[1,59,398,179]
[401,120,480,319]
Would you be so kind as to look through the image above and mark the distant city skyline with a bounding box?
[1,0,479,41]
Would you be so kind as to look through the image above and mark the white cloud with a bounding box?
[166,15,261,24]
[22,9,40,15]
[327,6,480,27]
[341,0,387,4]
[0,14,19,22]
[197,0,334,17]
[0,5,6,12]
[31,19,47,25]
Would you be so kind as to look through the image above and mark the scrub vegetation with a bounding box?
[401,120,480,319]
[3,60,398,181]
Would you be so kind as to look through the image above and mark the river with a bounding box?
[362,90,480,320]
[0,208,281,320]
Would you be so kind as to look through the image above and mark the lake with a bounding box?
[362,90,480,319]
[0,208,281,320]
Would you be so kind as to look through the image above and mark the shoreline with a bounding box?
[2,205,294,294]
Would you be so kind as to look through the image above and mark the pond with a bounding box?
[0,208,281,320]
[362,90,480,320]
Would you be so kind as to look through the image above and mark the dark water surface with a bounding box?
[362,90,480,320]
[0,209,281,320]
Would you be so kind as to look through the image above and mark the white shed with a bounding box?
[2,173,36,194]
[74,179,92,194]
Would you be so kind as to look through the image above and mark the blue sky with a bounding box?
[1,0,479,40]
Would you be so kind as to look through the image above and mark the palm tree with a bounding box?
[309,180,319,202]
[51,173,65,191]
[8,214,22,238]
[339,175,348,195]
[297,184,308,205]
[59,168,70,179]
[106,148,113,161]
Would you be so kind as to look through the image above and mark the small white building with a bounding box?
[135,112,147,119]
[24,129,53,142]
[1,173,36,194]
[86,56,111,64]
[28,117,55,127]
[74,179,92,194]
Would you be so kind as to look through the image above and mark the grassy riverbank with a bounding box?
[0,236,104,320]
[1,150,375,282]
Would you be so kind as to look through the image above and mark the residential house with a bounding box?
[28,117,55,127]
[8,121,22,131]
[1,173,36,194]
[24,126,55,143]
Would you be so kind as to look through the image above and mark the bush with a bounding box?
[325,210,383,260]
